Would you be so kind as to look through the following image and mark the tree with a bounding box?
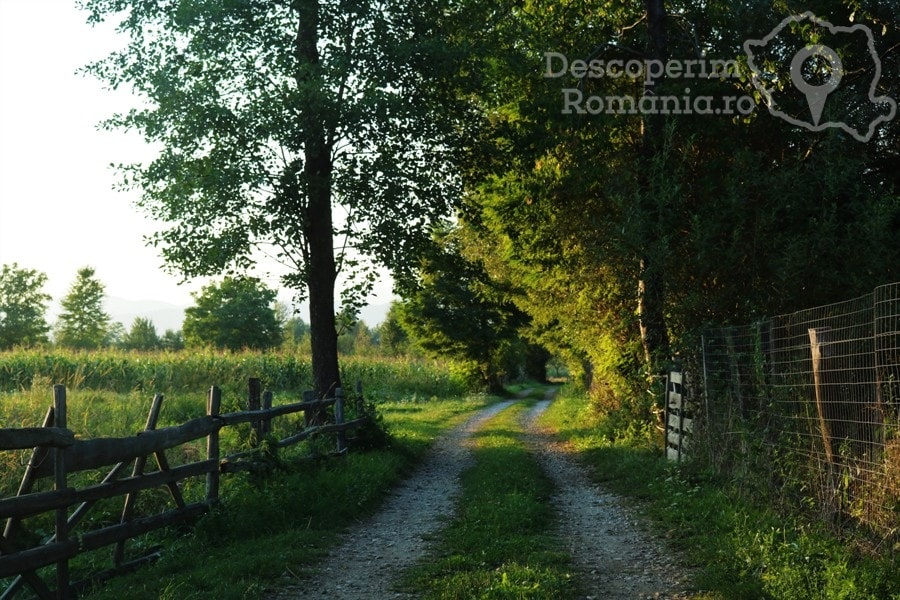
[282,313,312,352]
[0,263,51,349]
[399,228,528,392]
[377,302,411,357]
[160,329,185,351]
[121,317,160,350]
[337,319,375,356]
[183,277,282,351]
[81,1,469,396]
[55,267,110,350]
[105,321,127,348]
[445,0,900,412]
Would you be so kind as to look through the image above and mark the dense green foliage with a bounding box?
[182,277,283,350]
[419,0,900,414]
[120,317,161,351]
[54,267,112,350]
[0,263,51,349]
[377,302,411,357]
[398,229,529,392]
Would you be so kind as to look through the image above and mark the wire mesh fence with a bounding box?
[682,282,900,546]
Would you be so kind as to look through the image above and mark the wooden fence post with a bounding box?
[2,406,56,599]
[52,384,69,600]
[206,386,221,505]
[115,394,165,567]
[809,327,835,465]
[248,378,262,446]
[5,406,54,540]
[664,370,688,462]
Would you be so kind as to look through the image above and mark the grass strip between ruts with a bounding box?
[400,398,578,599]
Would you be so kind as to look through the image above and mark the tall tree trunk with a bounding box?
[296,0,341,403]
[638,0,671,374]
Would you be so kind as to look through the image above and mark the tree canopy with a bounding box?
[0,263,51,349]
[429,0,899,405]
[399,227,528,392]
[121,317,161,351]
[81,0,470,396]
[183,277,283,351]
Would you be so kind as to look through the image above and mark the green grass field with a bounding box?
[0,349,478,598]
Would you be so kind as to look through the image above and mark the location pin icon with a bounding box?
[790,44,843,126]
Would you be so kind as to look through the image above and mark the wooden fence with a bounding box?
[0,380,368,599]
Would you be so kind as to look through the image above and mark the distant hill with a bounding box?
[359,302,390,327]
[105,296,186,333]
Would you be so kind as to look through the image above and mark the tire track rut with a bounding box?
[523,390,696,599]
[271,390,697,598]
[271,400,515,599]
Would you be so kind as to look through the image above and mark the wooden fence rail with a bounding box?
[0,380,367,600]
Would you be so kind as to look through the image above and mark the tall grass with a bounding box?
[0,350,470,499]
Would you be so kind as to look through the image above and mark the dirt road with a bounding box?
[523,392,695,599]
[271,392,695,598]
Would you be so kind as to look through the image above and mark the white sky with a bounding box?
[0,0,393,319]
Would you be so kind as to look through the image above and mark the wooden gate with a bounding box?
[664,369,692,462]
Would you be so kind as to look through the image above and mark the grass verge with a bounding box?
[538,385,900,600]
[401,399,577,599]
[71,394,493,599]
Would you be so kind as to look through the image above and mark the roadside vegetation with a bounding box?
[2,346,899,599]
[78,392,493,600]
[539,386,900,600]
